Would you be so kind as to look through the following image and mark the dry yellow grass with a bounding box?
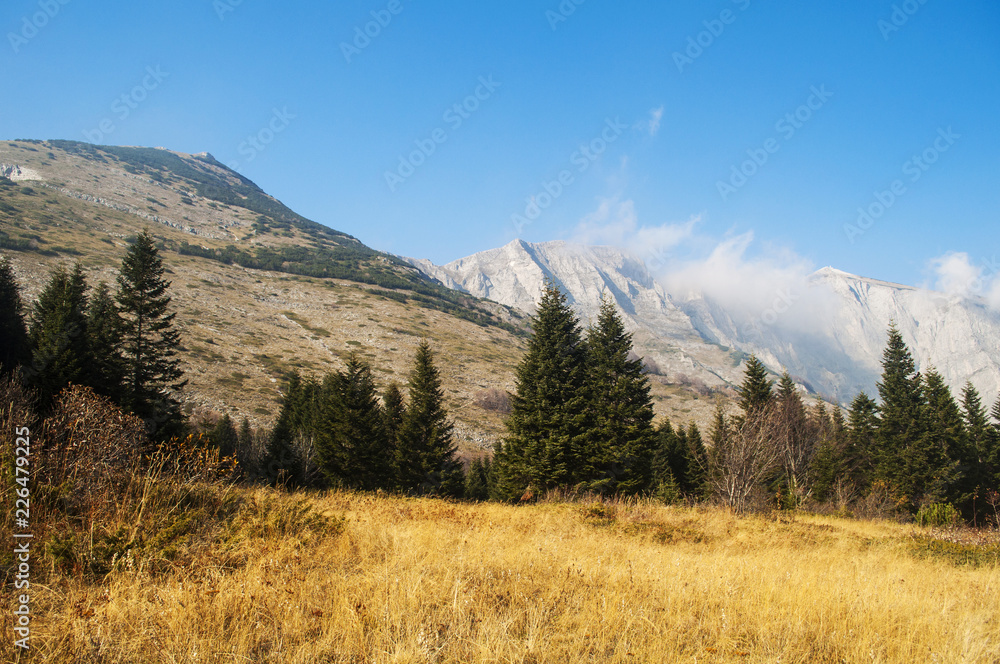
[8,486,999,664]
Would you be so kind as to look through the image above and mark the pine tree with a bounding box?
[775,371,810,501]
[464,457,492,501]
[494,281,589,500]
[737,355,774,418]
[86,281,126,401]
[874,322,924,502]
[0,257,30,374]
[28,263,90,404]
[847,391,879,490]
[652,419,678,493]
[915,369,965,509]
[116,231,185,438]
[583,297,657,495]
[685,422,708,498]
[316,355,393,491]
[395,341,463,496]
[265,372,319,487]
[209,413,239,458]
[382,382,405,451]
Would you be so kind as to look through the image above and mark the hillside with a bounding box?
[0,139,716,453]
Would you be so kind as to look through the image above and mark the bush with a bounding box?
[917,502,961,528]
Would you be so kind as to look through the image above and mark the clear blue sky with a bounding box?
[3,0,998,288]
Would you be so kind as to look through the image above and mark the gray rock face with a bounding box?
[407,240,1000,406]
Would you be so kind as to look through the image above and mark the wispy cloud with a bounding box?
[928,250,1000,309]
[570,197,698,258]
[646,106,664,137]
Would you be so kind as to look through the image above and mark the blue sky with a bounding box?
[3,0,998,291]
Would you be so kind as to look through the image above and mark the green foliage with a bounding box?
[382,382,405,451]
[582,297,657,495]
[464,457,492,501]
[315,355,394,491]
[494,282,589,501]
[915,502,961,528]
[395,341,463,497]
[28,262,90,404]
[116,231,186,438]
[874,323,925,502]
[86,281,126,402]
[208,414,239,458]
[737,355,774,418]
[265,372,319,487]
[0,257,29,373]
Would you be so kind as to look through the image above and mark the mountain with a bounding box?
[407,239,1000,407]
[0,139,530,453]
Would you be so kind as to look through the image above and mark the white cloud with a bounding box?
[570,197,698,259]
[929,251,982,298]
[647,106,664,137]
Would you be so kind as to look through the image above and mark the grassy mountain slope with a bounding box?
[0,139,720,454]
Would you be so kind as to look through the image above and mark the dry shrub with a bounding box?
[474,388,511,414]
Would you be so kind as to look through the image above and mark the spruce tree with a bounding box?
[652,419,678,494]
[847,391,879,490]
[395,341,463,496]
[316,355,392,491]
[464,457,492,501]
[916,369,965,509]
[583,297,657,494]
[737,355,774,418]
[961,383,994,496]
[116,231,185,438]
[28,263,90,404]
[775,371,810,500]
[86,281,126,401]
[383,382,405,450]
[0,257,30,374]
[494,281,589,500]
[685,422,708,498]
[265,372,319,486]
[874,323,924,501]
[209,413,239,458]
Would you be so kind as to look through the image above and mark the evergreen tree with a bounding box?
[382,382,405,449]
[265,372,319,487]
[0,257,30,374]
[316,355,393,491]
[464,457,492,501]
[583,297,657,494]
[652,419,678,493]
[916,369,965,508]
[847,391,879,490]
[494,282,589,500]
[86,281,126,401]
[775,371,810,501]
[874,323,924,501]
[395,341,463,496]
[685,422,708,497]
[116,231,185,438]
[28,263,90,404]
[737,355,775,418]
[208,413,239,458]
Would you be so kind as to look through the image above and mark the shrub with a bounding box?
[917,502,961,528]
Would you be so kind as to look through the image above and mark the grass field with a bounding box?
[7,481,1000,664]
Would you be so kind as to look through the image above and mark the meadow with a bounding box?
[8,479,999,663]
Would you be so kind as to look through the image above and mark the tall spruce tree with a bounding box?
[86,281,126,401]
[737,355,775,418]
[116,231,185,437]
[494,281,589,500]
[874,323,924,501]
[28,263,90,404]
[395,341,463,496]
[583,297,657,495]
[775,371,810,500]
[961,383,995,498]
[382,382,405,451]
[266,372,319,486]
[847,391,879,490]
[316,355,393,491]
[685,422,708,498]
[916,369,965,509]
[0,257,30,374]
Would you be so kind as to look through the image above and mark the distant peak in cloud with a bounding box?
[927,251,1000,308]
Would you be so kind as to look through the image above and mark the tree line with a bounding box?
[1,230,185,438]
[4,246,998,521]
